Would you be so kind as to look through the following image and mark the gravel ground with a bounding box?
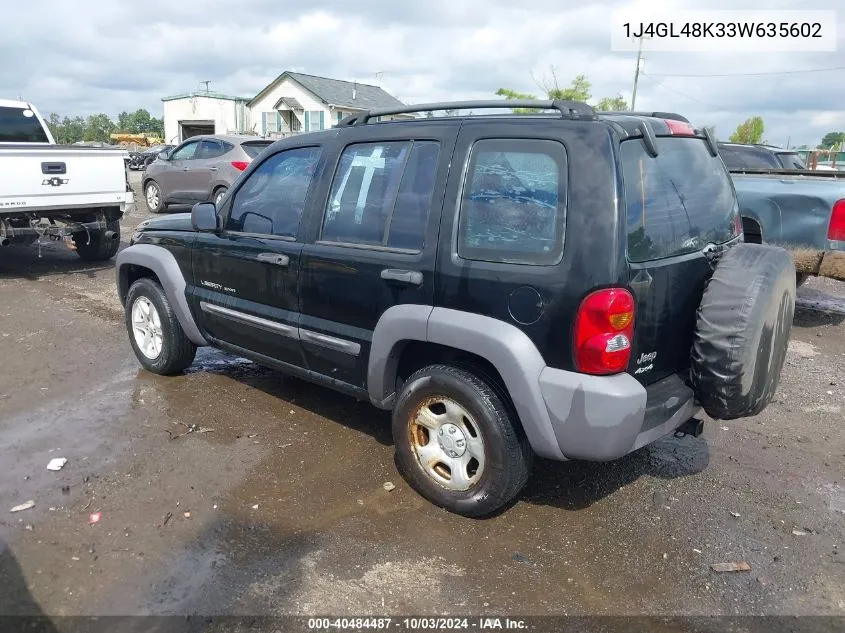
[0,172,843,625]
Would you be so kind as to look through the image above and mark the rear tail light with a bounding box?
[231,161,249,171]
[827,199,845,241]
[664,119,695,136]
[733,213,742,237]
[574,288,636,375]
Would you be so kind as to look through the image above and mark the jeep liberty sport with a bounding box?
[116,100,796,517]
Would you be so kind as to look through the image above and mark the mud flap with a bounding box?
[690,243,795,420]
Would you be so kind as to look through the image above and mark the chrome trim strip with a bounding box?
[299,329,361,356]
[199,301,298,339]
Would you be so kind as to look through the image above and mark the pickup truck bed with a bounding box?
[731,168,845,281]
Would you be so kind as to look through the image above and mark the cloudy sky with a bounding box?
[4,0,843,146]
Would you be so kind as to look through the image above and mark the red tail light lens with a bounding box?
[827,199,845,241]
[574,288,636,375]
[231,161,249,171]
[733,213,742,237]
[664,119,695,136]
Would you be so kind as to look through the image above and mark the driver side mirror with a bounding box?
[191,202,218,232]
[159,150,170,160]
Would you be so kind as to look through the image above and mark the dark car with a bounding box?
[129,144,172,171]
[142,135,272,212]
[718,142,808,170]
[116,101,795,517]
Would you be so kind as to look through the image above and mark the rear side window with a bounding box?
[458,139,566,265]
[321,140,440,251]
[623,138,738,263]
[196,139,230,159]
[242,142,272,159]
[778,152,807,169]
[0,106,49,143]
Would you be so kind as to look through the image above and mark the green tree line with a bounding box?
[46,109,164,145]
[496,69,628,112]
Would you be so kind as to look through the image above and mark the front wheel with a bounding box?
[144,181,166,214]
[392,364,532,518]
[124,278,196,375]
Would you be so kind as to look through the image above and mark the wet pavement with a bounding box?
[0,172,843,619]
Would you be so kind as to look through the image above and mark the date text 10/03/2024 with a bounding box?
[307,617,528,630]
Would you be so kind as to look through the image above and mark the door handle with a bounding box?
[381,269,423,286]
[209,166,218,171]
[256,252,290,266]
[182,167,190,171]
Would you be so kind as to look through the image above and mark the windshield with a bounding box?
[622,137,739,263]
[0,106,50,143]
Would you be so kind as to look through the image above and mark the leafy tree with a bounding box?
[820,131,845,150]
[595,94,628,112]
[728,116,765,144]
[497,69,627,113]
[82,113,116,143]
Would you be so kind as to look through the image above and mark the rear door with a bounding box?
[298,122,458,389]
[189,144,324,368]
[622,133,741,385]
[189,139,231,200]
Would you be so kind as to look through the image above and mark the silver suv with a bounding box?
[142,135,272,213]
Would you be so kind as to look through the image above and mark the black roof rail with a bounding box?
[599,111,690,123]
[338,99,597,127]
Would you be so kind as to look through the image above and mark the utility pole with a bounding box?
[631,36,645,110]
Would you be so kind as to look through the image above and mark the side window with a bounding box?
[226,147,321,238]
[197,139,229,159]
[170,141,199,161]
[458,139,566,265]
[320,140,440,251]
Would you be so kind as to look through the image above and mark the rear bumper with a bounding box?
[538,369,698,461]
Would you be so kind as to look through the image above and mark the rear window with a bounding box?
[0,106,49,143]
[718,145,780,170]
[622,137,738,263]
[777,152,807,170]
[241,142,272,159]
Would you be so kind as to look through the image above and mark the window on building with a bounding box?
[308,111,323,131]
[321,140,440,251]
[265,112,278,134]
[457,139,567,265]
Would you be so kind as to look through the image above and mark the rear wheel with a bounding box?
[392,364,532,518]
[124,278,196,375]
[213,187,228,206]
[144,181,166,213]
[73,219,120,261]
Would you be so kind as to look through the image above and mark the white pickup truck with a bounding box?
[0,99,134,261]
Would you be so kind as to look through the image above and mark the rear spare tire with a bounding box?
[690,243,795,420]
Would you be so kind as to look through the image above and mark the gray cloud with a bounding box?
[2,0,843,146]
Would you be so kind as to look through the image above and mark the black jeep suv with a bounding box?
[116,100,796,517]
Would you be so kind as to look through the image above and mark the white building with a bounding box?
[162,72,409,144]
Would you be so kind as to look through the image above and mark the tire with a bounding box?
[212,187,228,206]
[144,180,166,213]
[690,243,796,420]
[392,364,532,518]
[73,219,120,262]
[124,278,196,375]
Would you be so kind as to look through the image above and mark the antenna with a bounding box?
[200,80,211,94]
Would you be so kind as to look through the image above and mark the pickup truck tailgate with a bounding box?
[0,146,129,213]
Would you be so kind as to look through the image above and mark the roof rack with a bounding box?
[337,99,597,127]
[599,111,690,123]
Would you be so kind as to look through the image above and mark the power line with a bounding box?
[647,65,845,78]
[642,75,727,111]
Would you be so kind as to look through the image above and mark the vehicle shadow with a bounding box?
[0,243,115,280]
[0,538,58,631]
[522,433,710,511]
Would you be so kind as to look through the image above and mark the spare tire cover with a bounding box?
[690,243,795,420]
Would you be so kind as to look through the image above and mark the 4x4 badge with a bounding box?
[42,177,69,187]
